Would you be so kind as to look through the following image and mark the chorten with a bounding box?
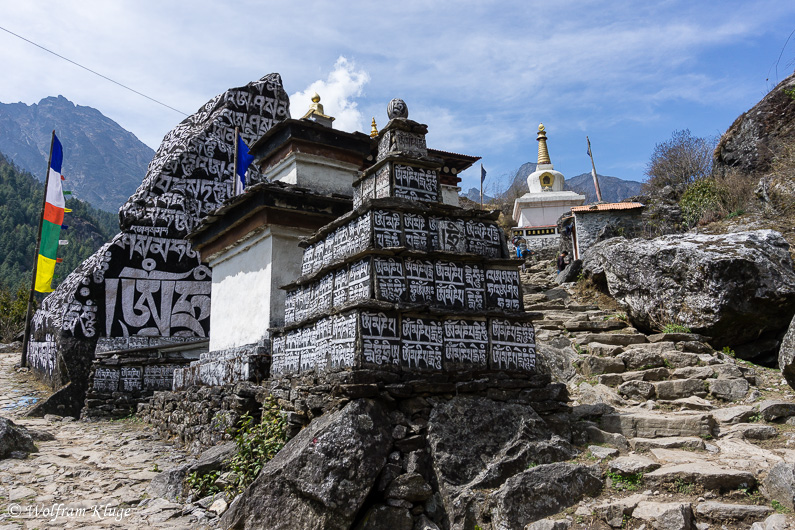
[511,124,585,251]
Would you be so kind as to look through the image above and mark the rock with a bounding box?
[608,456,660,476]
[630,437,706,451]
[536,334,580,383]
[0,417,37,458]
[725,423,778,440]
[707,378,750,401]
[427,396,577,528]
[354,505,413,530]
[644,463,756,492]
[695,501,774,523]
[670,367,713,380]
[186,441,236,476]
[582,425,630,451]
[576,382,626,407]
[631,501,693,530]
[618,350,665,371]
[578,355,625,376]
[750,513,791,530]
[600,412,715,439]
[414,514,441,530]
[209,497,228,515]
[758,400,795,422]
[713,70,795,176]
[525,518,572,529]
[593,494,646,528]
[588,445,619,460]
[762,461,795,510]
[618,380,655,400]
[581,230,795,350]
[654,378,706,400]
[146,467,188,502]
[780,313,795,390]
[647,333,706,343]
[661,351,702,368]
[711,406,756,424]
[588,343,625,356]
[666,396,714,411]
[488,463,603,529]
[573,333,649,346]
[556,259,583,284]
[220,399,392,530]
[384,472,432,502]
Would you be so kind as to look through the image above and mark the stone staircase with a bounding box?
[520,260,795,530]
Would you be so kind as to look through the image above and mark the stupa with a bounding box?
[511,124,585,251]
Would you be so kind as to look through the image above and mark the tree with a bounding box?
[644,129,716,195]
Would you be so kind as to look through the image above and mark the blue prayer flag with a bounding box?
[480,163,487,184]
[235,134,255,194]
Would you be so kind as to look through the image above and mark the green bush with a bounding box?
[225,397,288,495]
[186,470,221,498]
[661,323,691,333]
[680,178,724,228]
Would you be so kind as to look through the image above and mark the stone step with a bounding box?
[573,333,649,346]
[563,320,627,332]
[695,502,774,524]
[643,463,756,492]
[600,412,715,439]
[629,436,707,451]
[647,332,709,343]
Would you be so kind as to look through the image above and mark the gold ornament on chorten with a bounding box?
[536,123,551,165]
[370,117,379,138]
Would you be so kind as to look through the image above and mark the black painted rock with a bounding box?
[779,314,795,390]
[426,396,577,529]
[582,230,795,349]
[221,399,392,530]
[0,417,37,459]
[487,463,603,528]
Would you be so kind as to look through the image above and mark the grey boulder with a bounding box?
[778,314,795,390]
[0,417,37,459]
[581,230,795,349]
[221,399,393,530]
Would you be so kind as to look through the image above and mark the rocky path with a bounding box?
[522,261,795,529]
[0,351,199,529]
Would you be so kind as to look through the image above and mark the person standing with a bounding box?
[556,250,569,272]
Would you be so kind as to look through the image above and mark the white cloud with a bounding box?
[289,57,370,133]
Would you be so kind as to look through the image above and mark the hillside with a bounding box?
[0,152,119,290]
[0,96,154,212]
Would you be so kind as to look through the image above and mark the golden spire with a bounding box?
[370,117,379,138]
[536,123,551,165]
[309,92,324,114]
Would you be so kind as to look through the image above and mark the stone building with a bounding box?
[565,202,645,260]
[511,124,585,252]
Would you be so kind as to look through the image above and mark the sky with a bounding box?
[1,1,795,196]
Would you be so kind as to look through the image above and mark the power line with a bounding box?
[0,25,189,116]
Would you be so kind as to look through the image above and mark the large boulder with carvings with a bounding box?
[581,230,795,360]
[25,74,290,416]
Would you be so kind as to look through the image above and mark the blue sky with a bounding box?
[1,1,794,196]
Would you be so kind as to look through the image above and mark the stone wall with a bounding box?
[138,382,266,454]
[575,209,643,258]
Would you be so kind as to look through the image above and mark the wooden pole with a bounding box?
[21,130,56,368]
[480,163,483,209]
[587,136,603,202]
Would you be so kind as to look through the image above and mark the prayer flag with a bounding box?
[480,163,487,184]
[34,133,66,292]
[235,134,255,195]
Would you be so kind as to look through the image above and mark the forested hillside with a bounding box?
[0,152,118,291]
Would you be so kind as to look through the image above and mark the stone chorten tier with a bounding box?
[512,124,585,248]
[271,99,536,376]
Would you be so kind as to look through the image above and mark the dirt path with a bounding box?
[0,351,199,529]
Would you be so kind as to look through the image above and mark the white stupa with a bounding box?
[511,124,585,250]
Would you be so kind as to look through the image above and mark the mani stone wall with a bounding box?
[271,102,536,378]
[26,74,291,417]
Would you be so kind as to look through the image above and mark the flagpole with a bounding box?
[480,163,483,209]
[232,126,239,196]
[587,136,603,202]
[21,130,56,368]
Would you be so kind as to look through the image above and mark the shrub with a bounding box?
[225,396,288,495]
[679,178,724,228]
[661,323,692,333]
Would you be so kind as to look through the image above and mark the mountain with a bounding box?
[462,188,495,203]
[499,162,642,203]
[0,96,154,212]
[0,152,119,289]
[565,172,643,203]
